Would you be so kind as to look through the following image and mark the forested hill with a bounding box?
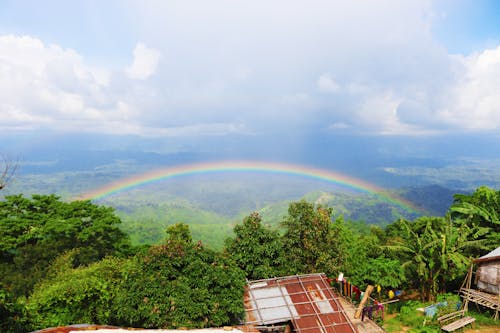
[3,171,461,249]
[113,185,455,249]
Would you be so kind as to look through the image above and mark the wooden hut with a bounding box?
[461,247,500,319]
[475,247,500,294]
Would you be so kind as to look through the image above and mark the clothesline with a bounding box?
[377,299,400,305]
[335,276,401,302]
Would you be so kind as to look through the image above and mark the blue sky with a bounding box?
[1,1,500,157]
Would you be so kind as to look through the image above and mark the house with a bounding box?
[474,246,500,294]
[461,247,500,320]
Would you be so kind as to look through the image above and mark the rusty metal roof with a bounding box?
[244,273,358,333]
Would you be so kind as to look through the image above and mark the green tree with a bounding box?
[334,219,406,289]
[385,216,483,301]
[354,256,406,289]
[111,225,246,329]
[450,186,500,253]
[27,225,246,329]
[26,254,125,330]
[0,284,30,333]
[224,212,286,279]
[0,194,132,297]
[385,218,441,301]
[166,222,193,244]
[281,200,338,275]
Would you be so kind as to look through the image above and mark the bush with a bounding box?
[398,301,427,328]
[26,256,125,329]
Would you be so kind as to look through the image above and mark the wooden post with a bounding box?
[354,285,374,319]
[466,264,473,289]
[463,264,473,312]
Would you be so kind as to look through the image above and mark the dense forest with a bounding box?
[0,186,499,332]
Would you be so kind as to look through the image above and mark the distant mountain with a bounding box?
[111,184,460,249]
[397,185,468,216]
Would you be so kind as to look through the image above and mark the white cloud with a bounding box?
[436,47,500,130]
[2,1,500,139]
[317,73,340,93]
[125,42,161,80]
[90,121,247,137]
[0,35,115,131]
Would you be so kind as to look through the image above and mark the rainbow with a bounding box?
[77,160,419,212]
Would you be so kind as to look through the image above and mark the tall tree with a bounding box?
[224,212,286,280]
[112,224,246,329]
[335,219,406,289]
[385,216,485,301]
[450,186,500,253]
[281,200,338,275]
[385,218,442,301]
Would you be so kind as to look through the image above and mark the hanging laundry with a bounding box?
[353,286,361,300]
[361,306,373,321]
[374,302,384,320]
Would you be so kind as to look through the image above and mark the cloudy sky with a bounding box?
[1,0,500,159]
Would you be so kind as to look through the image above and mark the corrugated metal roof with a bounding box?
[244,273,358,333]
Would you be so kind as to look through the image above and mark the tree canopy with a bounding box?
[224,212,286,280]
[0,194,132,297]
[2,186,499,331]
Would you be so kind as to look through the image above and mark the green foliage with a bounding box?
[224,212,286,279]
[26,225,246,330]
[111,225,246,329]
[355,256,406,288]
[117,204,235,249]
[383,215,483,301]
[385,299,447,333]
[227,201,407,289]
[165,222,193,244]
[281,200,339,275]
[435,293,461,318]
[398,301,427,327]
[27,256,125,330]
[469,309,498,326]
[0,285,30,333]
[2,185,497,330]
[0,194,132,297]
[450,185,500,252]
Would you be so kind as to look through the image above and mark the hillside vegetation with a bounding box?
[6,171,439,249]
[1,186,499,332]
